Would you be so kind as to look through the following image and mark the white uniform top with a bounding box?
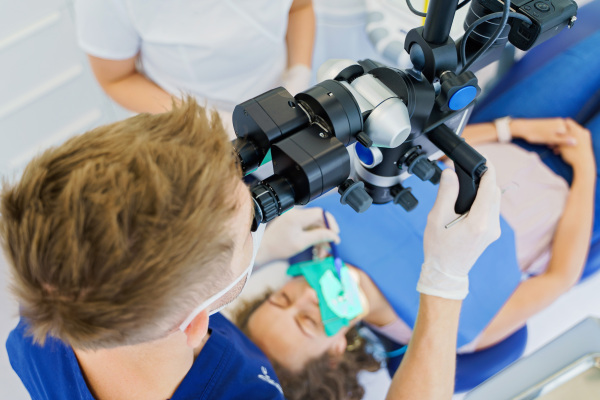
[75,0,294,133]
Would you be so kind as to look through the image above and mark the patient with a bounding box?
[230,116,597,399]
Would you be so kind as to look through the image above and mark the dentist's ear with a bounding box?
[184,309,210,348]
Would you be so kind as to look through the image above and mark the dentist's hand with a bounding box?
[254,207,340,266]
[417,162,502,300]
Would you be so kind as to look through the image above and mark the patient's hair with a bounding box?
[233,292,381,400]
[0,98,241,350]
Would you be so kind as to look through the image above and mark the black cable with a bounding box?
[405,0,531,72]
[405,0,472,18]
[460,11,532,72]
[405,0,426,17]
[461,0,520,72]
[464,0,511,71]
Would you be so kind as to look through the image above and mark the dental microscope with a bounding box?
[231,0,578,231]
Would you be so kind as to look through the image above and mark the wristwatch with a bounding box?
[494,116,512,143]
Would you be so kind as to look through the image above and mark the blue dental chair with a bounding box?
[385,1,600,391]
[384,2,600,391]
[471,0,600,282]
[380,325,528,394]
[286,1,600,393]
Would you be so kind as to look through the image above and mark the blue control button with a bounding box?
[355,142,383,168]
[448,86,477,111]
[355,142,374,165]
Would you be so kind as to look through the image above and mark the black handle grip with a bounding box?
[426,124,487,214]
[454,163,486,214]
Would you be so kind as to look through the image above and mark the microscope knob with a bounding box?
[448,86,477,111]
[356,131,373,148]
[391,185,418,212]
[429,163,443,185]
[407,154,436,182]
[338,179,373,213]
[436,71,480,112]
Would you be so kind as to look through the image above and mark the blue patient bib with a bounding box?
[309,174,521,347]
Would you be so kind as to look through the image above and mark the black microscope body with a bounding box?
[232,0,578,231]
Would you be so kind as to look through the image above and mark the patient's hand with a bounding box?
[254,207,340,266]
[557,119,596,172]
[511,118,576,147]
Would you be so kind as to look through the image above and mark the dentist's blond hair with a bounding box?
[1,98,241,350]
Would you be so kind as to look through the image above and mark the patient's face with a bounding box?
[247,277,348,372]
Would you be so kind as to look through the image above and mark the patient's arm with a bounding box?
[462,118,575,147]
[476,119,596,349]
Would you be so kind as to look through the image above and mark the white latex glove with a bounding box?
[255,207,340,266]
[417,162,502,300]
[281,64,312,96]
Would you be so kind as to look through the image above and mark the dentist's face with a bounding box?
[203,181,257,312]
[246,277,348,372]
[179,180,257,331]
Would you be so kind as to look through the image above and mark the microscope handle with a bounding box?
[454,163,486,214]
[426,124,487,214]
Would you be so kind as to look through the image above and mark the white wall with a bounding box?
[0,1,128,397]
[0,0,131,181]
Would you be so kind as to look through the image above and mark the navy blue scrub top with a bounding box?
[7,313,285,400]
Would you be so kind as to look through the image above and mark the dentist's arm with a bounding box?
[387,163,502,400]
[254,208,340,268]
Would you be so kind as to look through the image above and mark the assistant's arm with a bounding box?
[75,0,175,113]
[282,0,315,95]
[476,119,596,349]
[386,164,502,399]
[286,0,315,69]
[88,55,175,114]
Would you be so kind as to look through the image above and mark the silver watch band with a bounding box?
[494,116,512,143]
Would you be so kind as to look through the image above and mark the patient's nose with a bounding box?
[297,285,319,307]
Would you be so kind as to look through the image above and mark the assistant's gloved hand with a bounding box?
[281,64,312,96]
[417,162,502,300]
[254,207,340,267]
